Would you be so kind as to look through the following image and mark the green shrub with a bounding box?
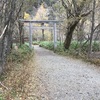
[33,41,40,45]
[0,94,4,100]
[39,41,54,50]
[92,41,100,51]
[7,44,33,63]
[39,41,100,54]
[25,42,29,46]
[69,41,79,50]
[70,41,100,52]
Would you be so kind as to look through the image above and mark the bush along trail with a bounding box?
[0,44,34,100]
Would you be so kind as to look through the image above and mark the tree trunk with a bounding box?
[1,33,8,73]
[42,29,45,41]
[41,23,44,41]
[88,0,96,57]
[22,28,25,44]
[19,22,24,46]
[64,20,79,49]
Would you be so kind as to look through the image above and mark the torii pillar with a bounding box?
[29,22,33,49]
[53,23,57,51]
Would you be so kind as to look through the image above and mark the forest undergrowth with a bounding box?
[0,44,34,100]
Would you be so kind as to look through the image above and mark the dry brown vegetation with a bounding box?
[0,48,34,100]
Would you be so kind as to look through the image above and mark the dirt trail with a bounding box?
[27,45,100,100]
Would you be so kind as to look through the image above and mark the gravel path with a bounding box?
[28,45,100,100]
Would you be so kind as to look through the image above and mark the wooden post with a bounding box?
[53,23,57,51]
[29,22,33,49]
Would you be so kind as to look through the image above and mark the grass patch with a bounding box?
[0,44,34,100]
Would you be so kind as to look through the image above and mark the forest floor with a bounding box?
[25,45,100,100]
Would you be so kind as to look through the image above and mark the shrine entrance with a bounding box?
[20,19,61,51]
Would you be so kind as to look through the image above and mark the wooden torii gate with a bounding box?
[20,19,61,51]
